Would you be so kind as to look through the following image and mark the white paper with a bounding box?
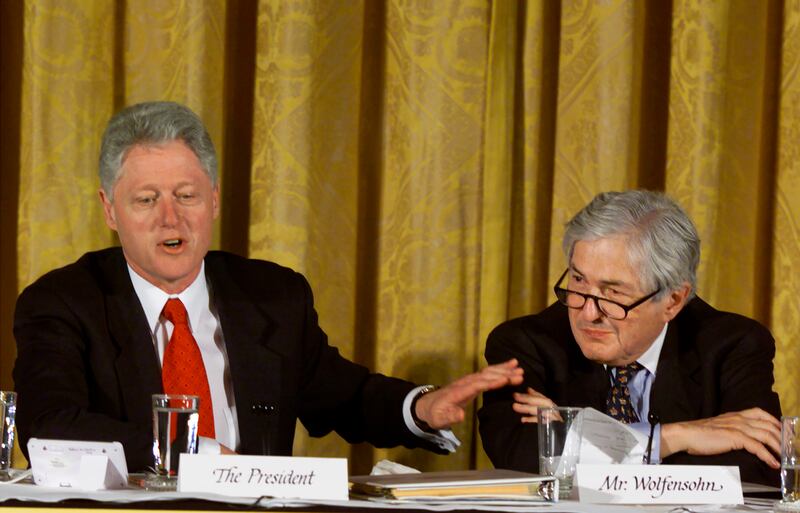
[370,459,421,475]
[578,408,649,464]
[78,455,110,490]
[555,418,584,477]
[27,438,128,490]
[177,453,348,500]
[575,463,743,504]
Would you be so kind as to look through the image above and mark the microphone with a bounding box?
[644,411,659,464]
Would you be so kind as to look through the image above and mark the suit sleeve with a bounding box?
[662,321,782,485]
[13,279,153,472]
[478,321,543,471]
[292,273,447,453]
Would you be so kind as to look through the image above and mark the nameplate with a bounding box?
[177,454,348,500]
[28,439,128,490]
[574,464,743,504]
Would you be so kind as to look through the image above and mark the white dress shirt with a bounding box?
[606,322,668,463]
[128,262,239,452]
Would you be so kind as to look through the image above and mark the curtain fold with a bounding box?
[249,0,368,466]
[3,0,798,471]
[774,0,800,419]
[18,0,117,289]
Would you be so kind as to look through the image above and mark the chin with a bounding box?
[576,341,617,364]
[152,262,201,285]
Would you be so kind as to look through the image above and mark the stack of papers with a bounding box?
[349,469,558,502]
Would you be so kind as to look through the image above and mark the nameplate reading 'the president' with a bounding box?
[177,454,348,500]
[574,464,743,504]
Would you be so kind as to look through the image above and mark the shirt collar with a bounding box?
[635,322,668,376]
[127,262,209,333]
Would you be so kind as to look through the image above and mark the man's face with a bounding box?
[99,140,219,294]
[566,236,689,366]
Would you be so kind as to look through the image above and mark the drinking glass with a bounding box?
[538,406,583,498]
[0,391,16,480]
[781,416,800,509]
[145,394,199,490]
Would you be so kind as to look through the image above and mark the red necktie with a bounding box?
[161,298,215,438]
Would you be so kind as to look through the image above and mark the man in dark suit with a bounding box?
[478,190,782,485]
[14,101,522,472]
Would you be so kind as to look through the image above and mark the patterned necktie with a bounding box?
[161,298,215,437]
[606,362,643,424]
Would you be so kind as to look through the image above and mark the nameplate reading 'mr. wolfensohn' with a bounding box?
[177,454,348,500]
[574,464,743,504]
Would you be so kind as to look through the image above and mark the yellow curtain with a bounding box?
[2,0,798,473]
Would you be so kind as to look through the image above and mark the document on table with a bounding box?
[578,407,649,464]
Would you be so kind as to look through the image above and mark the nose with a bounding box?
[158,197,179,227]
[579,295,604,321]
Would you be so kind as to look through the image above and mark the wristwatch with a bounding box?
[410,385,438,433]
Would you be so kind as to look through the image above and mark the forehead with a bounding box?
[117,141,208,185]
[569,237,643,288]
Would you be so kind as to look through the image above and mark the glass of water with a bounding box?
[781,415,800,508]
[538,406,583,498]
[0,391,16,480]
[146,394,199,490]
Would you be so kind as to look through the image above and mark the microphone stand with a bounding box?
[645,411,659,464]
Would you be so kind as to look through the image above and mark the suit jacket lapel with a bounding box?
[104,253,162,426]
[205,255,283,455]
[650,321,699,423]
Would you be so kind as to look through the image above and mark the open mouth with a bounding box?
[161,238,184,249]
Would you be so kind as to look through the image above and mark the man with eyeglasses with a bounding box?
[478,190,782,485]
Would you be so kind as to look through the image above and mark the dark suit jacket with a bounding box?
[14,248,441,471]
[478,299,782,485]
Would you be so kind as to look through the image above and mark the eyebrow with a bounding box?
[570,263,631,289]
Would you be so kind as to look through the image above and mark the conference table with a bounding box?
[0,478,787,513]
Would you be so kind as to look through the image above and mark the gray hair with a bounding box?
[98,101,217,198]
[562,190,700,299]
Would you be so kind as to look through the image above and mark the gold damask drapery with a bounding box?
[1,0,798,473]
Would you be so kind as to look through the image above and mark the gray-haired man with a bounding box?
[14,101,523,471]
[479,190,782,485]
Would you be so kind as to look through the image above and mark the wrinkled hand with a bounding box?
[661,407,781,468]
[512,387,557,423]
[415,359,523,430]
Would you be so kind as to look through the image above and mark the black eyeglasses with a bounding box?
[553,269,661,320]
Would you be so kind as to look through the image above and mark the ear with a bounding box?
[211,185,220,220]
[98,189,118,231]
[661,282,692,322]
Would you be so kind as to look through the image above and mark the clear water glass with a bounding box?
[145,394,199,490]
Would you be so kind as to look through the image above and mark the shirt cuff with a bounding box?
[198,436,221,454]
[402,385,461,453]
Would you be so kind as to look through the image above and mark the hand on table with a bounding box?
[414,358,523,430]
[660,407,781,468]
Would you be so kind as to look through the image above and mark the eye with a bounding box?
[175,191,199,204]
[135,195,156,206]
[604,287,631,300]
[568,274,588,291]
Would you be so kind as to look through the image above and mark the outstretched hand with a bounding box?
[661,407,782,468]
[511,386,557,422]
[414,359,523,430]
